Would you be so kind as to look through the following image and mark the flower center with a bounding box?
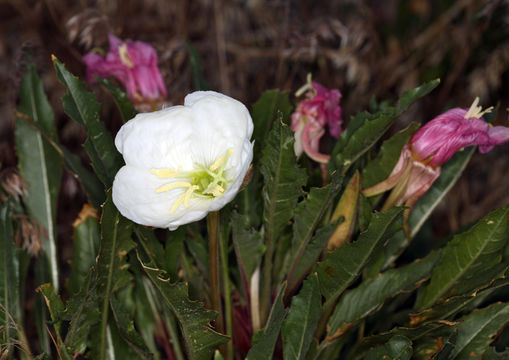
[464,97,493,119]
[150,149,234,213]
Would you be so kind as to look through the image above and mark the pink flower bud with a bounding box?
[83,34,167,105]
[290,80,342,164]
[410,98,509,166]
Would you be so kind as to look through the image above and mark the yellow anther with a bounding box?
[151,167,181,178]
[170,194,186,214]
[465,97,494,119]
[209,184,225,197]
[118,43,134,68]
[209,149,234,171]
[156,181,192,193]
[184,185,199,207]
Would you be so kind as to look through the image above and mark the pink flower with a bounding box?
[83,34,167,105]
[290,80,342,164]
[363,98,509,235]
[410,98,509,166]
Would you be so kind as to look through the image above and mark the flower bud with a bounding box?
[112,91,254,230]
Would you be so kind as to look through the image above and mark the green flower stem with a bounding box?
[219,223,233,360]
[207,212,224,335]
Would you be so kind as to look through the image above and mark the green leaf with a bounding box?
[417,204,509,309]
[110,294,153,359]
[261,117,307,252]
[186,42,211,91]
[362,122,420,188]
[452,302,509,359]
[53,57,123,186]
[93,192,135,360]
[247,284,288,360]
[138,249,228,360]
[252,90,292,162]
[333,79,439,172]
[364,335,413,360]
[282,274,321,360]
[67,205,100,296]
[97,77,137,122]
[15,63,62,292]
[232,212,264,281]
[0,204,22,354]
[409,146,475,237]
[286,175,343,294]
[64,269,100,354]
[37,283,72,360]
[317,207,404,307]
[328,251,440,335]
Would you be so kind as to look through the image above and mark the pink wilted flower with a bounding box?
[363,98,509,235]
[290,76,342,164]
[83,34,167,107]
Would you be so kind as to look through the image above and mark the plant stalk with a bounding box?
[207,212,224,335]
[219,222,234,360]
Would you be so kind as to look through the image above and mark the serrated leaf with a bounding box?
[94,192,135,360]
[328,251,440,335]
[67,205,100,296]
[53,57,123,186]
[286,175,343,294]
[362,122,420,188]
[97,77,137,122]
[409,146,475,237]
[333,79,439,172]
[232,211,264,281]
[0,204,22,354]
[417,205,509,309]
[246,284,288,360]
[317,207,404,307]
[15,63,62,292]
[452,302,509,359]
[138,249,228,360]
[282,274,321,360]
[364,335,413,360]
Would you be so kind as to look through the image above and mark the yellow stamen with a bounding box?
[170,193,186,214]
[209,184,225,197]
[184,185,199,207]
[150,167,181,178]
[464,97,494,119]
[295,73,314,97]
[209,149,234,171]
[118,43,134,68]
[156,181,192,193]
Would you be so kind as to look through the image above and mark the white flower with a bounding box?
[112,91,254,230]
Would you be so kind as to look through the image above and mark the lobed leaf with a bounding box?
[232,211,264,282]
[97,77,137,122]
[417,204,509,309]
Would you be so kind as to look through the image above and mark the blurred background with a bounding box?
[1,0,509,266]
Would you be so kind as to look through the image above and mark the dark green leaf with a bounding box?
[67,206,100,296]
[286,175,343,294]
[186,42,211,91]
[138,249,228,360]
[417,205,509,309]
[97,77,137,122]
[317,207,404,307]
[364,335,413,360]
[328,251,440,335]
[15,63,62,292]
[0,204,22,355]
[110,294,153,359]
[93,193,135,360]
[409,147,475,237]
[232,212,264,281]
[362,122,420,188]
[282,274,321,360]
[246,284,288,360]
[53,57,123,186]
[452,302,509,359]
